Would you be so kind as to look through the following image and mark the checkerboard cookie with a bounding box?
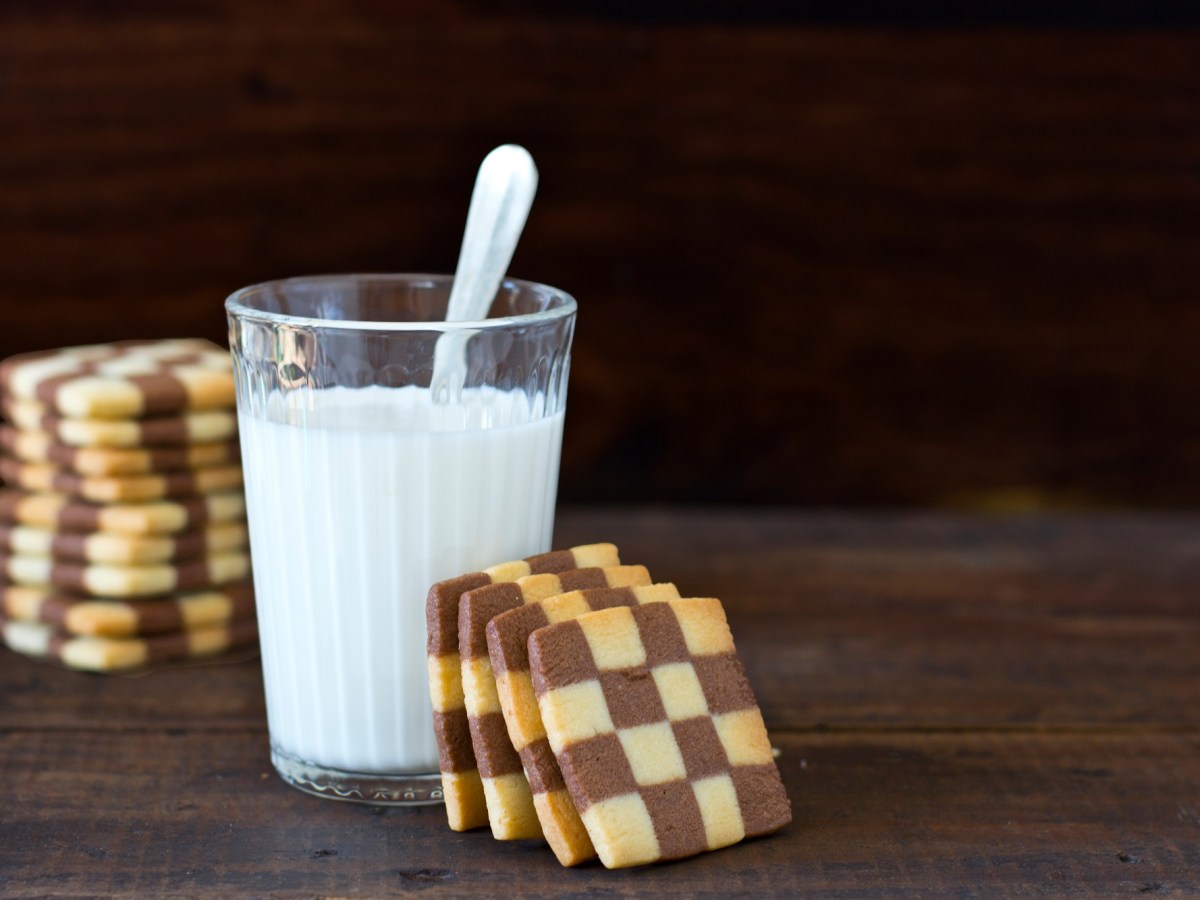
[0,339,233,419]
[0,458,244,503]
[1,614,258,672]
[2,581,254,637]
[485,583,681,865]
[460,565,652,840]
[0,549,250,598]
[426,542,620,832]
[1,399,238,447]
[0,426,240,476]
[528,598,791,868]
[0,522,247,565]
[0,490,246,535]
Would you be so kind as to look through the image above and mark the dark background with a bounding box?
[0,3,1196,507]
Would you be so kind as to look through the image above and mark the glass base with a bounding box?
[271,746,444,806]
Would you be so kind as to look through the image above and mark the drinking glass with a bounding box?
[226,274,576,803]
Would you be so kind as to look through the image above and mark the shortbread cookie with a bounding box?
[460,565,652,840]
[0,522,247,565]
[0,458,243,503]
[1,399,237,447]
[0,426,240,476]
[486,584,681,865]
[426,542,620,832]
[2,582,255,637]
[528,598,791,868]
[0,615,258,672]
[0,491,246,535]
[0,550,250,598]
[0,339,233,419]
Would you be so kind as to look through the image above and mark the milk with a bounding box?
[238,385,563,775]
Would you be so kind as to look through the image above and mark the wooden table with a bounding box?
[2,509,1198,896]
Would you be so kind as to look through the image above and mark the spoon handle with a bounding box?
[445,144,539,322]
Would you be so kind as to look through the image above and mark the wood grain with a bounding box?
[2,509,1199,894]
[2,729,1197,896]
[0,8,1198,506]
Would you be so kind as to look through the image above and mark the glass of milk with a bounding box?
[225,274,575,804]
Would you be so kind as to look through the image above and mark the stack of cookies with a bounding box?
[426,543,791,869]
[0,339,257,672]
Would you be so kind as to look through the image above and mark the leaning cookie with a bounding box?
[0,426,240,476]
[0,458,243,503]
[459,565,652,841]
[0,550,250,598]
[528,598,791,868]
[0,614,258,672]
[0,491,246,535]
[2,582,255,637]
[0,338,234,419]
[486,583,681,866]
[0,522,247,565]
[425,542,620,833]
[1,399,237,448]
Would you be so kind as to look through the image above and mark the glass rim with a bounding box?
[224,273,577,332]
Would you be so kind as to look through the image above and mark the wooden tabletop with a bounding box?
[2,508,1198,896]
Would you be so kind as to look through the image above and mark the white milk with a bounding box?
[238,385,564,774]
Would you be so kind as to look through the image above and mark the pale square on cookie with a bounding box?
[577,606,646,670]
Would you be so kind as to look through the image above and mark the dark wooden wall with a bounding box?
[1,4,1197,507]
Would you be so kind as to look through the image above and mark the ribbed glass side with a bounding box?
[227,276,574,801]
